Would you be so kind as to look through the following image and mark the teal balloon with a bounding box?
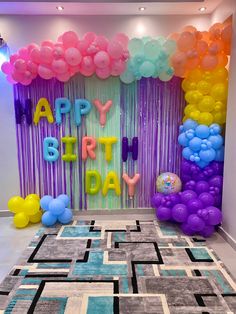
[120,70,135,84]
[163,39,177,55]
[139,61,155,77]
[128,38,144,56]
[132,54,145,66]
[144,40,161,60]
[159,71,172,82]
[208,135,223,150]
[182,147,194,160]
[199,148,216,162]
[189,137,202,152]
[142,36,151,44]
[195,125,210,139]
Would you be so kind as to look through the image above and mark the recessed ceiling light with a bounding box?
[139,7,146,11]
[199,7,207,12]
[56,6,64,11]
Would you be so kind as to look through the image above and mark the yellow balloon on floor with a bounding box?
[23,199,40,216]
[8,196,24,213]
[13,212,29,228]
[29,211,42,223]
[25,194,40,201]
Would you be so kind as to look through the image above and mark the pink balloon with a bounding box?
[62,31,79,48]
[76,40,90,55]
[114,33,129,49]
[80,56,95,76]
[83,32,96,44]
[110,59,126,76]
[12,69,24,82]
[96,67,111,79]
[94,51,110,68]
[1,62,13,75]
[14,59,27,73]
[64,47,82,66]
[27,43,39,53]
[38,65,54,80]
[6,75,16,84]
[27,61,38,74]
[69,65,80,76]
[23,70,33,80]
[94,35,109,50]
[41,40,55,49]
[56,71,71,82]
[10,54,19,65]
[18,47,29,60]
[21,77,32,86]
[53,46,65,59]
[52,59,68,74]
[40,46,54,64]
[30,48,41,64]
[107,40,123,59]
[122,173,140,198]
[93,99,113,127]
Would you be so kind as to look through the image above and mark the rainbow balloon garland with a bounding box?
[2,22,232,236]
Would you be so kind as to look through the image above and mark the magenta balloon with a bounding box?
[156,206,172,221]
[181,222,195,236]
[199,225,215,238]
[180,190,197,204]
[172,203,188,222]
[198,192,215,207]
[208,175,223,189]
[1,62,13,75]
[151,193,163,208]
[195,181,210,194]
[187,198,204,214]
[187,214,205,231]
[206,206,222,225]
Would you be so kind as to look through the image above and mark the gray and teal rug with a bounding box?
[0,219,236,313]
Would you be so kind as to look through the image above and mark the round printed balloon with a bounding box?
[156,172,182,195]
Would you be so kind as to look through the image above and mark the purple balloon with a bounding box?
[187,198,204,214]
[181,160,191,175]
[211,161,224,175]
[151,193,163,208]
[206,206,222,225]
[184,180,196,190]
[198,192,215,207]
[180,190,197,204]
[172,203,188,222]
[187,214,206,231]
[169,193,181,206]
[195,181,210,194]
[181,222,195,236]
[214,194,222,208]
[199,225,215,238]
[156,206,172,221]
[208,175,223,189]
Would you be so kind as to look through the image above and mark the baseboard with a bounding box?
[0,208,155,218]
[218,226,236,250]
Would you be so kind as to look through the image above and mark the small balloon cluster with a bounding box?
[120,37,176,84]
[182,68,228,125]
[178,119,224,168]
[40,194,73,226]
[8,194,42,228]
[170,23,232,78]
[1,31,129,85]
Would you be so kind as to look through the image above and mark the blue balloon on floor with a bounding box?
[57,194,70,207]
[48,199,65,216]
[41,211,57,226]
[58,208,73,224]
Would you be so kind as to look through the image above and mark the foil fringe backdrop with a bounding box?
[14,75,185,210]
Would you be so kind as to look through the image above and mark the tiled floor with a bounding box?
[0,215,236,284]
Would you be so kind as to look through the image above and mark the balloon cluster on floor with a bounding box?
[8,194,42,228]
[40,194,73,226]
[1,22,232,86]
[151,171,222,237]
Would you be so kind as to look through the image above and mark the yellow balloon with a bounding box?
[25,194,40,201]
[214,101,226,112]
[198,96,215,112]
[182,79,197,92]
[13,212,29,228]
[210,83,228,101]
[211,67,228,83]
[23,199,40,216]
[8,196,25,213]
[187,68,203,82]
[185,90,203,104]
[29,210,42,223]
[184,104,198,116]
[197,80,211,95]
[202,71,213,82]
[214,111,226,124]
[198,112,214,125]
[189,110,200,121]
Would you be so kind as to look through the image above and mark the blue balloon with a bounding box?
[208,135,223,150]
[57,194,70,207]
[40,195,53,211]
[189,137,202,152]
[43,137,59,163]
[183,119,198,131]
[195,125,210,139]
[182,147,194,160]
[178,133,189,147]
[41,211,57,227]
[209,123,221,135]
[196,160,209,168]
[48,199,65,216]
[199,148,216,163]
[58,208,73,224]
[215,147,224,161]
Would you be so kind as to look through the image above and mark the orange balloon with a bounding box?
[177,32,197,52]
[187,68,203,81]
[174,66,186,78]
[171,52,187,68]
[201,31,210,43]
[196,40,208,56]
[224,43,231,55]
[221,24,232,44]
[186,57,199,70]
[201,54,218,71]
[209,23,223,40]
[183,25,197,33]
[168,32,180,41]
[217,53,228,67]
[209,40,225,55]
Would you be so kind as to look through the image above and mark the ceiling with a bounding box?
[0,0,223,15]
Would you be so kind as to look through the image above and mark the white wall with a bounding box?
[0,13,215,211]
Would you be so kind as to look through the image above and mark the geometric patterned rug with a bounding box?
[0,219,236,314]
